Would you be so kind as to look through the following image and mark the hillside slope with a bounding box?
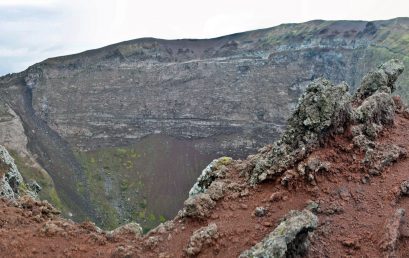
[0,60,408,257]
[0,18,409,230]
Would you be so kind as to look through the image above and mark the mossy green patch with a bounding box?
[75,143,169,231]
[8,150,66,212]
[73,134,214,232]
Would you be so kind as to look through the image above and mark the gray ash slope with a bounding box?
[0,18,408,229]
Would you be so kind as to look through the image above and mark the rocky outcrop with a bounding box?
[247,59,406,185]
[354,59,404,100]
[0,145,25,199]
[248,78,351,184]
[188,157,232,197]
[240,209,318,258]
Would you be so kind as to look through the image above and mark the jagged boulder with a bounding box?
[352,92,396,144]
[0,145,25,199]
[250,79,351,183]
[185,223,218,256]
[354,59,404,100]
[181,193,216,219]
[189,157,232,197]
[240,209,318,258]
[249,59,405,185]
[401,180,409,195]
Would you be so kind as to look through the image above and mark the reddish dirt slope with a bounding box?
[1,114,409,257]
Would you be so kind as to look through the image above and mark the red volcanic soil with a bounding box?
[1,114,409,257]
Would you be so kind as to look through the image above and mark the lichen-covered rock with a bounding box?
[150,221,175,234]
[189,157,232,197]
[354,59,404,100]
[206,181,225,201]
[108,222,143,238]
[249,59,405,185]
[362,143,406,176]
[182,193,216,219]
[185,223,218,257]
[240,209,318,258]
[292,157,330,185]
[352,92,396,144]
[250,79,351,184]
[354,93,396,126]
[0,145,24,199]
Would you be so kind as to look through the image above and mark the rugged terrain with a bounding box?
[1,18,409,230]
[1,60,409,257]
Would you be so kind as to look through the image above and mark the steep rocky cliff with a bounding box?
[1,60,409,257]
[0,18,409,229]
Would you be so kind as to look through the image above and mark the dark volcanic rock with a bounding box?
[240,209,318,258]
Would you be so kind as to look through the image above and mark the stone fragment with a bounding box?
[380,208,405,257]
[240,209,318,258]
[185,223,218,257]
[400,180,409,195]
[108,222,143,238]
[182,193,216,219]
[254,207,267,217]
[189,157,232,197]
[207,181,225,201]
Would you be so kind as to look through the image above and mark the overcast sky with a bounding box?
[0,0,408,75]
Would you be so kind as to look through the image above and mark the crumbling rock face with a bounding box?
[0,145,25,199]
[247,59,406,185]
[185,223,218,257]
[240,209,318,258]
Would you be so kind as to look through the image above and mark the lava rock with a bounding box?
[380,208,405,257]
[189,157,232,197]
[182,193,216,219]
[185,223,218,257]
[254,207,268,217]
[354,59,404,100]
[0,145,24,199]
[240,209,318,258]
[400,181,409,195]
[250,79,351,184]
[107,222,143,238]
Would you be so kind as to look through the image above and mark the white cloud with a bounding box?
[0,0,58,6]
[0,47,29,57]
[0,0,409,75]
